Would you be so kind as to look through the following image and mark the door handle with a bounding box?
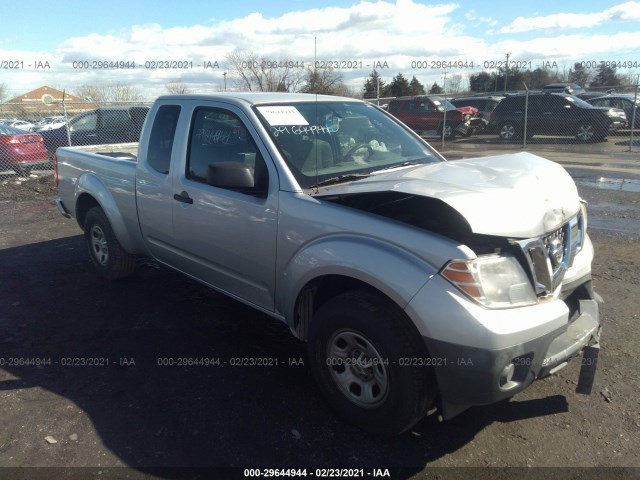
[173,191,193,204]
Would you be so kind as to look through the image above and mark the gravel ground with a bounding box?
[0,173,639,480]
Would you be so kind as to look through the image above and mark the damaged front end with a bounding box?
[319,186,602,418]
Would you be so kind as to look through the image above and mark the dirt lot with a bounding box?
[0,170,639,480]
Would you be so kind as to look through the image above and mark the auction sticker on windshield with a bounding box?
[256,106,308,126]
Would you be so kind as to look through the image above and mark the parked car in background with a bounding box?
[5,120,35,132]
[0,124,50,175]
[543,83,587,97]
[387,95,484,138]
[31,116,66,132]
[40,106,149,157]
[587,94,639,127]
[490,92,626,142]
[577,91,615,101]
[450,95,505,132]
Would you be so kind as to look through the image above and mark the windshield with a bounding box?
[254,101,441,189]
[566,96,593,108]
[432,99,457,112]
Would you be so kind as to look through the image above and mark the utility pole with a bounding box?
[441,72,448,148]
[223,72,227,92]
[504,52,511,92]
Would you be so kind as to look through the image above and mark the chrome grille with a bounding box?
[517,210,584,296]
[543,225,568,271]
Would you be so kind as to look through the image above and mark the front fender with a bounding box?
[279,234,438,325]
[75,172,136,253]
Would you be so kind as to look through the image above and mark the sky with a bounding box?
[1,0,639,100]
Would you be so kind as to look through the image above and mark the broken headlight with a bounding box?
[440,254,537,308]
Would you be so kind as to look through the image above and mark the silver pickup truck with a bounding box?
[55,93,601,435]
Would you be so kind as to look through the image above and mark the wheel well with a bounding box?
[293,275,404,342]
[76,194,101,230]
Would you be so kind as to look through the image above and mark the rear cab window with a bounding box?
[147,105,181,174]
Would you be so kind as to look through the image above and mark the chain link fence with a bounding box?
[373,85,639,151]
[0,101,151,175]
[1,84,638,176]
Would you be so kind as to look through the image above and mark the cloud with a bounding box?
[464,9,498,28]
[499,1,640,33]
[1,0,639,99]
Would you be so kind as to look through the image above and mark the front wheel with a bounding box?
[437,122,456,140]
[84,207,135,280]
[308,291,436,436]
[575,123,598,142]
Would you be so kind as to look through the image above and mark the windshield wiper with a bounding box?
[372,160,427,173]
[309,173,371,188]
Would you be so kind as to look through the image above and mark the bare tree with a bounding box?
[446,74,465,95]
[165,82,191,94]
[74,82,143,105]
[299,66,344,94]
[0,83,7,102]
[225,49,305,92]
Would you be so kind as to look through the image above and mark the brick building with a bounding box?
[1,86,97,120]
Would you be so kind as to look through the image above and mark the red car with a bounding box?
[387,95,484,139]
[0,125,50,175]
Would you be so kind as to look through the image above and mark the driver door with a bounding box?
[170,104,279,311]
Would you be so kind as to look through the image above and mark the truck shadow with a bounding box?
[0,236,569,479]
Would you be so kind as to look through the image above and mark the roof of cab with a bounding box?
[156,92,361,105]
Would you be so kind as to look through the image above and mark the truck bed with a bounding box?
[61,142,139,160]
[55,142,144,255]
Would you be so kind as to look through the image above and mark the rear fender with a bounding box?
[75,172,136,252]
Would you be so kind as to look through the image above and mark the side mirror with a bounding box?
[206,161,254,189]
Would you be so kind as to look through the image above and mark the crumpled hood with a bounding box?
[316,152,581,238]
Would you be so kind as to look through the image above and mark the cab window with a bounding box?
[147,105,181,174]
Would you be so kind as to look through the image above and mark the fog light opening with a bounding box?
[499,363,518,390]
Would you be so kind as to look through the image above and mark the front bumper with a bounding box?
[455,117,486,134]
[405,274,601,419]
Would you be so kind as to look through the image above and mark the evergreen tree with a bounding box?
[568,62,591,87]
[363,70,385,99]
[522,68,553,90]
[590,64,622,88]
[408,76,426,95]
[386,73,410,97]
[469,72,493,93]
[429,82,443,94]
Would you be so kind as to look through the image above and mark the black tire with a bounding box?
[498,121,520,140]
[437,122,456,140]
[308,291,436,436]
[84,207,135,280]
[17,166,32,176]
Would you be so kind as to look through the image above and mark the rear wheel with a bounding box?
[308,291,436,436]
[84,207,135,280]
[17,166,32,176]
[498,122,520,140]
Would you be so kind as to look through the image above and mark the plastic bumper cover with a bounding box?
[409,281,601,419]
